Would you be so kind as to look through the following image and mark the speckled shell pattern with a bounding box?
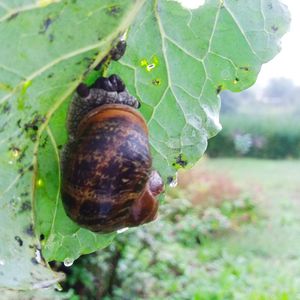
[61,104,156,232]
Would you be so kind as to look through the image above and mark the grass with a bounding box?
[192,158,300,300]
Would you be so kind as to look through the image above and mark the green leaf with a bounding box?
[0,0,145,289]
[110,0,290,181]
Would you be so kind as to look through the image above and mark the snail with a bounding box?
[61,74,164,233]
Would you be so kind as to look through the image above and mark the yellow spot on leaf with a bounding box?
[38,0,60,7]
[0,83,13,92]
[140,59,148,67]
[11,148,20,159]
[36,178,44,188]
[22,80,32,91]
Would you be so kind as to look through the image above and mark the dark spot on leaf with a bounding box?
[24,114,46,142]
[7,12,19,21]
[58,145,63,150]
[17,147,28,163]
[40,136,48,148]
[48,34,55,42]
[9,145,20,152]
[172,154,188,168]
[216,85,222,94]
[235,77,240,82]
[15,236,23,247]
[1,101,11,114]
[106,5,122,16]
[39,17,53,34]
[28,165,34,171]
[20,192,29,197]
[40,234,45,241]
[29,133,37,142]
[21,200,32,211]
[167,176,175,185]
[31,258,38,265]
[152,78,161,86]
[47,73,54,79]
[17,119,22,128]
[25,224,34,236]
[271,25,279,32]
[240,66,249,71]
[18,168,24,175]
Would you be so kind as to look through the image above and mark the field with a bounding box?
[207,113,300,159]
[191,158,300,299]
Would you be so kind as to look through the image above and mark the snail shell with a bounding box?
[61,99,163,233]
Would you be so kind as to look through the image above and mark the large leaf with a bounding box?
[0,0,290,291]
[110,0,290,182]
[0,0,145,290]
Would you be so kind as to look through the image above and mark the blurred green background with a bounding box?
[55,77,300,300]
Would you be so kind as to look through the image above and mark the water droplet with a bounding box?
[35,248,42,264]
[36,178,44,188]
[55,284,63,292]
[140,55,159,72]
[117,227,129,234]
[146,64,156,72]
[64,257,74,267]
[169,173,178,188]
[0,259,5,266]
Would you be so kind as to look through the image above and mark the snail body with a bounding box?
[61,75,163,233]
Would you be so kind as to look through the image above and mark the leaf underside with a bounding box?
[0,0,290,290]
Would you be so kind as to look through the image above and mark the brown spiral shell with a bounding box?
[61,103,163,233]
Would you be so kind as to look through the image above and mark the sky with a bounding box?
[179,0,299,88]
[257,0,299,87]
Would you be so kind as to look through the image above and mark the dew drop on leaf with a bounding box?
[63,257,74,267]
[117,227,129,234]
[169,173,178,188]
